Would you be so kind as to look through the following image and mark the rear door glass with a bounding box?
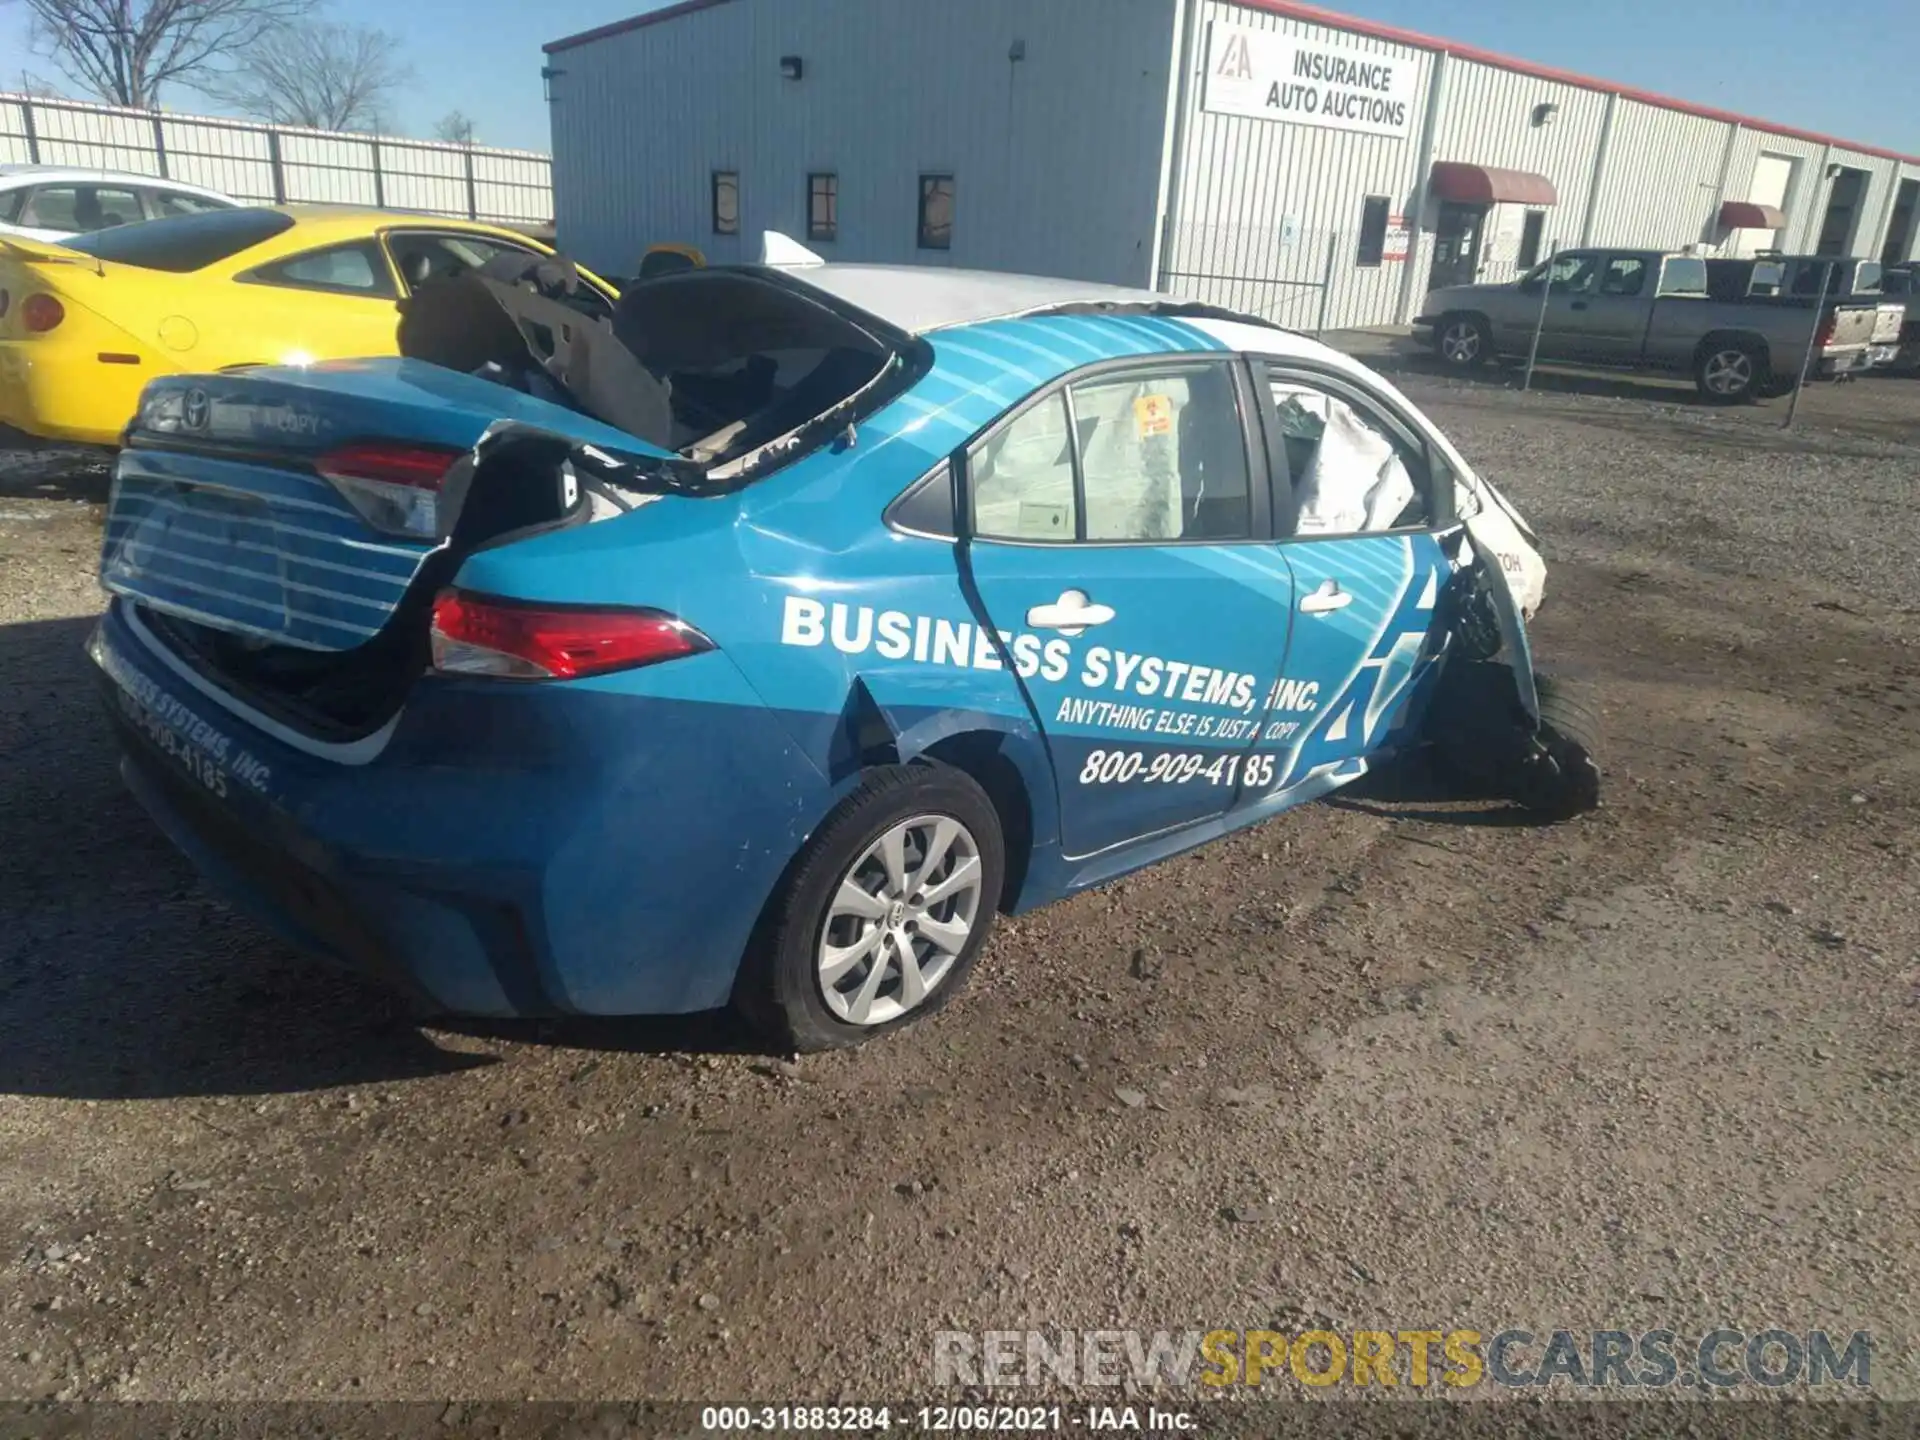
[970,392,1078,542]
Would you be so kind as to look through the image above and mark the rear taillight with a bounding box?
[1815,313,1836,349]
[429,590,712,681]
[316,441,463,540]
[21,293,63,333]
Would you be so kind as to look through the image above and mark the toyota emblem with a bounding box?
[182,388,210,431]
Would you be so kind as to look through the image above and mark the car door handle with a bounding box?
[1571,300,1590,310]
[1299,579,1354,615]
[1027,589,1114,636]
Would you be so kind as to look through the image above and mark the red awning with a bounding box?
[1429,162,1558,207]
[1718,200,1787,230]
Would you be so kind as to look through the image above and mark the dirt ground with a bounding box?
[1,360,1917,1413]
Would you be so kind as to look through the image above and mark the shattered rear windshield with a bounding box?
[67,207,295,272]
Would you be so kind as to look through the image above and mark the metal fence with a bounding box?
[0,92,554,225]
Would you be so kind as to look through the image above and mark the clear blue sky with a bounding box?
[1,0,1914,156]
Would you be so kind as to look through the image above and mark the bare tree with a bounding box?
[433,110,474,145]
[17,0,315,109]
[201,20,410,131]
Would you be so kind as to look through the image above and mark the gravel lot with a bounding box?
[1,364,1917,1412]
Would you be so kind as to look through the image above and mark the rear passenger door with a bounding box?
[960,357,1293,859]
[1237,361,1457,808]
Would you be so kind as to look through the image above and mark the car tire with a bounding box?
[1510,673,1602,820]
[734,763,1005,1053]
[1695,341,1762,404]
[1426,662,1601,819]
[1434,314,1492,369]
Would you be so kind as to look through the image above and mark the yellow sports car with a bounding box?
[0,206,618,446]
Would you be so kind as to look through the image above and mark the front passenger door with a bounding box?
[1241,364,1456,809]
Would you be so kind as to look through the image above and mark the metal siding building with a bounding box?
[545,0,1920,324]
[547,0,1178,282]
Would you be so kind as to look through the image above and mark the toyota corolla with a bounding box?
[87,250,1598,1051]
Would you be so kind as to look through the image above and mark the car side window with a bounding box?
[970,392,1078,542]
[1266,368,1435,537]
[148,189,228,220]
[1542,251,1600,295]
[1069,364,1251,542]
[967,362,1252,545]
[387,231,613,320]
[248,242,397,298]
[1600,257,1648,296]
[29,185,142,232]
[387,233,525,290]
[0,189,22,224]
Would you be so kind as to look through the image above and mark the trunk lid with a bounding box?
[102,358,673,652]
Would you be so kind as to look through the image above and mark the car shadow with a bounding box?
[1323,748,1560,829]
[0,437,114,504]
[0,614,498,1100]
[436,1008,776,1060]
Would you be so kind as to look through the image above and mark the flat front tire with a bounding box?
[735,764,1005,1053]
[1426,662,1602,819]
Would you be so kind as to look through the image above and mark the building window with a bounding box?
[1355,195,1391,267]
[711,171,739,236]
[808,172,838,242]
[918,173,954,250]
[1517,209,1546,269]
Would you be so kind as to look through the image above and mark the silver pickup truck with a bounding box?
[1412,248,1881,402]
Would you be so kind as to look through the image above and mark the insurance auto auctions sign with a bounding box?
[1202,24,1416,139]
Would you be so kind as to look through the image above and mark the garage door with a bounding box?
[1730,154,1796,256]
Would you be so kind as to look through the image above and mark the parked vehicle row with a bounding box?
[1414,246,1902,402]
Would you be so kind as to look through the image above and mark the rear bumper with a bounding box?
[0,340,146,445]
[90,599,832,1017]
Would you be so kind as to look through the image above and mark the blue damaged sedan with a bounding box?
[88,243,1598,1051]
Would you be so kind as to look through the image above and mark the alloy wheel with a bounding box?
[1441,323,1481,364]
[1703,349,1753,395]
[817,814,983,1026]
